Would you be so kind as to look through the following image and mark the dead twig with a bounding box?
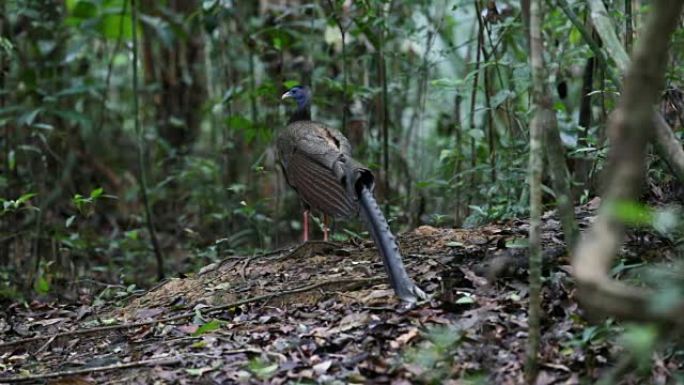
[33,335,56,355]
[0,356,180,383]
[240,255,257,281]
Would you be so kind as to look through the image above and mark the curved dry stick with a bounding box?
[0,357,180,383]
[573,1,684,326]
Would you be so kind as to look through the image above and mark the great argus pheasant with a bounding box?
[278,85,425,303]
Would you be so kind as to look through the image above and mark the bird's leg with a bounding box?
[302,210,309,242]
[323,214,329,241]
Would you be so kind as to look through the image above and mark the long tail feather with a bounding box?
[358,186,425,302]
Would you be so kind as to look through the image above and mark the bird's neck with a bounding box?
[288,102,311,123]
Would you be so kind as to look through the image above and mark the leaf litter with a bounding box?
[0,205,681,384]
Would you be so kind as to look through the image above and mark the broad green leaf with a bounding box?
[90,187,104,199]
[609,200,654,227]
[190,340,207,349]
[227,115,252,131]
[192,319,221,336]
[17,108,43,127]
[65,0,79,12]
[102,0,128,11]
[139,15,174,48]
[455,294,475,304]
[491,90,514,108]
[621,325,657,371]
[569,27,582,45]
[99,13,134,39]
[248,358,278,379]
[17,192,37,204]
[283,80,300,89]
[272,37,282,50]
[34,276,50,294]
[467,129,485,141]
[71,1,97,19]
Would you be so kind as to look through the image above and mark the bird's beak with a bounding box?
[281,91,293,100]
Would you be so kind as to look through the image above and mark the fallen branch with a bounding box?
[0,277,384,351]
[0,356,180,383]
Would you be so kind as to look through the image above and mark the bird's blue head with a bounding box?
[281,85,311,109]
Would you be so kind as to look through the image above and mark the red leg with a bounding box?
[323,214,329,241]
[302,210,309,242]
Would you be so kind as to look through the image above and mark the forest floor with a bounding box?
[0,198,682,385]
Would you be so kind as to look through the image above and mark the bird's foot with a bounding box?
[395,281,429,304]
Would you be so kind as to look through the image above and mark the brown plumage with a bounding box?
[278,120,359,218]
[278,86,425,303]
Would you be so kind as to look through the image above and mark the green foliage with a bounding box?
[621,324,659,374]
[608,201,682,237]
[0,0,680,317]
[402,326,464,383]
[65,0,135,39]
[1,192,37,214]
[192,319,222,336]
[72,187,104,216]
[247,357,279,380]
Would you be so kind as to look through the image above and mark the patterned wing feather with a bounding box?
[288,151,357,218]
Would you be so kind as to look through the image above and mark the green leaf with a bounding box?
[609,200,654,227]
[90,187,104,199]
[490,90,514,108]
[34,275,50,294]
[190,340,207,349]
[430,78,463,89]
[139,15,174,48]
[467,129,485,141]
[17,108,43,127]
[66,215,76,228]
[99,13,134,39]
[248,358,278,379]
[65,0,79,12]
[283,80,300,89]
[439,149,454,163]
[192,319,221,336]
[227,115,252,131]
[455,294,475,304]
[185,367,214,376]
[621,325,658,370]
[71,1,97,19]
[51,109,93,130]
[16,192,37,205]
[272,37,282,50]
